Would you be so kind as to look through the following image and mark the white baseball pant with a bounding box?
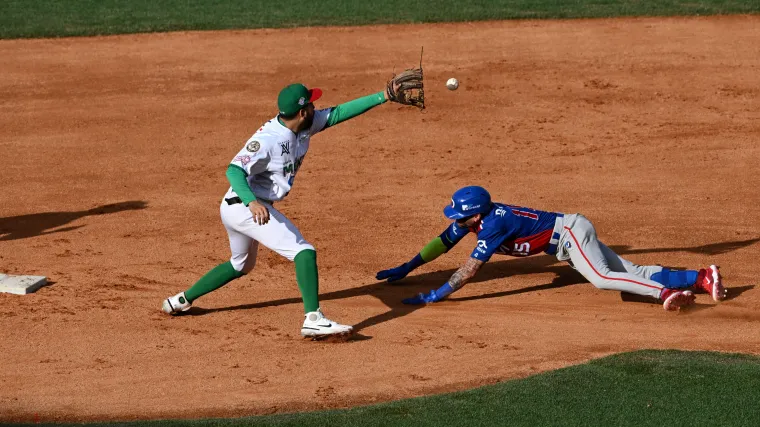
[555,214,665,299]
[219,199,314,272]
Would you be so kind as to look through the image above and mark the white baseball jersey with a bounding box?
[225,108,331,202]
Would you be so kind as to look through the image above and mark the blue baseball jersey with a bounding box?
[440,203,563,262]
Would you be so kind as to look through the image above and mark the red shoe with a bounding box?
[695,265,726,302]
[660,289,696,311]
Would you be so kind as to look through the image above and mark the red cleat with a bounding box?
[660,289,696,311]
[695,265,726,302]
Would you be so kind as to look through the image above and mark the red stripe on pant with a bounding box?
[564,226,662,291]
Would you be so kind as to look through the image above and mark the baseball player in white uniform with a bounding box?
[162,81,404,338]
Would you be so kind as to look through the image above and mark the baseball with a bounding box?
[446,78,459,91]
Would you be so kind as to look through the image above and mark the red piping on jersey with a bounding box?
[502,228,554,255]
[564,226,663,290]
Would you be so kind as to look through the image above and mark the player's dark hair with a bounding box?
[278,111,298,120]
[279,102,313,121]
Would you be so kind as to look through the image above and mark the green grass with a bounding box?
[21,350,760,427]
[1,0,759,39]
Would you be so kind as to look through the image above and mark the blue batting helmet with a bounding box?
[443,186,492,219]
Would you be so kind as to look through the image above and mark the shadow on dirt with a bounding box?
[186,238,759,334]
[0,201,148,241]
[624,237,760,257]
[723,284,755,301]
[619,292,715,313]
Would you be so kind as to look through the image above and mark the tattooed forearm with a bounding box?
[449,269,467,290]
[449,258,484,290]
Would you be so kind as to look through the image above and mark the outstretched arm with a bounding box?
[377,222,469,282]
[402,257,485,305]
[320,81,402,130]
[323,91,387,129]
[449,257,485,291]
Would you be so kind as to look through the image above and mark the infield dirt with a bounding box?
[1,15,759,422]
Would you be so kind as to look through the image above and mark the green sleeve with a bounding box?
[325,91,386,128]
[419,237,449,263]
[225,165,257,206]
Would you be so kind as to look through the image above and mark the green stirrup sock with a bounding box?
[184,261,244,303]
[294,249,320,313]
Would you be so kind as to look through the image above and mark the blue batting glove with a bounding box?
[376,264,411,282]
[402,283,454,305]
[403,290,441,305]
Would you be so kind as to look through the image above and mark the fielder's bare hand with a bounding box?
[248,201,270,225]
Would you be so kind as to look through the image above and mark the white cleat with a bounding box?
[162,291,191,314]
[301,308,353,338]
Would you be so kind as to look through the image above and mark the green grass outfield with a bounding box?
[16,350,760,427]
[1,0,759,39]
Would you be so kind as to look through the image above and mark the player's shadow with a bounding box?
[0,201,148,241]
[186,237,759,334]
[185,254,578,328]
[622,237,760,257]
[618,285,755,314]
[723,284,755,301]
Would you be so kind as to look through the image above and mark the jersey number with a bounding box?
[514,242,531,255]
[510,209,538,220]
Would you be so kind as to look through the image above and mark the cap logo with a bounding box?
[298,97,306,106]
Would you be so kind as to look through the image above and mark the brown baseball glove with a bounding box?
[386,67,425,109]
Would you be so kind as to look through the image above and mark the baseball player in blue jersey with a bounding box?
[377,186,725,311]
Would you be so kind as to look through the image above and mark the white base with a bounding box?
[0,274,47,295]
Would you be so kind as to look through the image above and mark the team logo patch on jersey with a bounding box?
[565,241,572,249]
[234,155,252,165]
[246,141,260,153]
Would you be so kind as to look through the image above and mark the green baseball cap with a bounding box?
[277,83,323,116]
